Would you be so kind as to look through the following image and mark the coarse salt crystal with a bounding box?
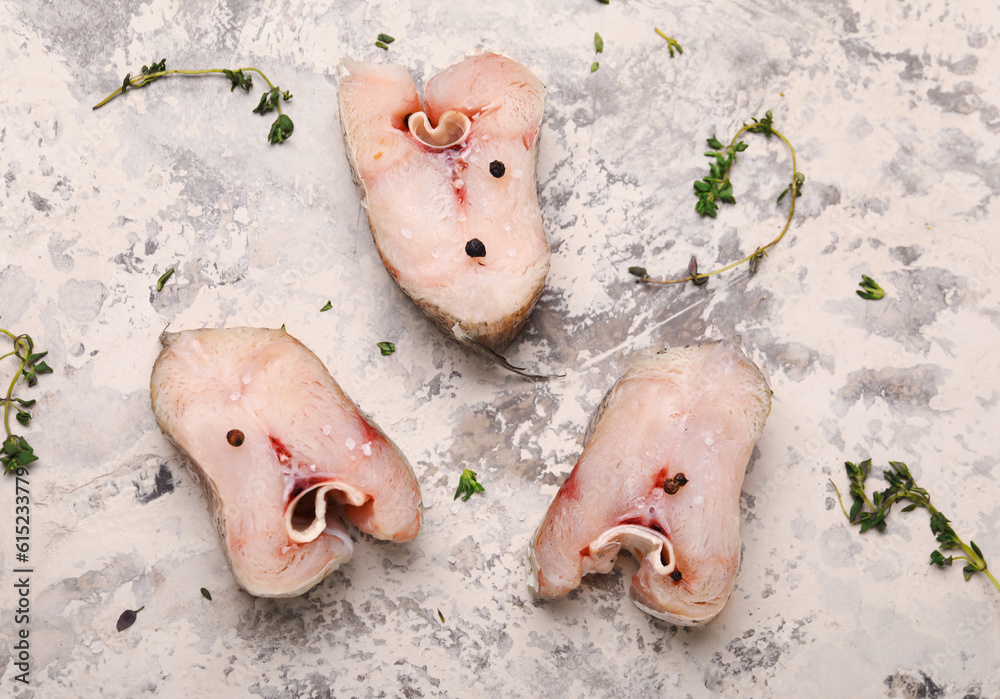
[518,513,526,521]
[345,437,356,450]
[322,425,331,435]
[401,228,413,239]
[508,248,517,257]
[361,442,372,456]
[230,393,241,401]
[705,436,714,446]
[309,464,317,472]
[90,641,104,654]
[242,373,252,384]
[447,556,457,564]
[450,503,460,514]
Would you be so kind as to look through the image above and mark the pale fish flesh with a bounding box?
[338,52,550,375]
[527,340,771,625]
[150,327,422,597]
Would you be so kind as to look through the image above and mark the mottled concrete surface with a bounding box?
[1,0,999,696]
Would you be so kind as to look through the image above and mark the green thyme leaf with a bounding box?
[849,497,863,521]
[777,171,805,203]
[747,110,775,137]
[688,256,708,286]
[201,587,212,600]
[856,275,885,300]
[320,301,333,312]
[377,33,395,44]
[253,88,280,115]
[268,114,294,144]
[224,68,253,92]
[375,41,389,50]
[14,450,38,466]
[437,609,445,623]
[929,550,952,566]
[594,33,604,53]
[141,59,166,79]
[591,61,599,73]
[25,351,47,365]
[156,267,175,291]
[454,468,485,501]
[376,341,395,356]
[2,435,19,456]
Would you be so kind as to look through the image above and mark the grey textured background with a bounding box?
[1,0,999,696]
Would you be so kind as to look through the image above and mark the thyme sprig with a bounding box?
[94,59,294,144]
[654,28,683,58]
[857,275,885,300]
[1,326,51,475]
[832,459,1000,595]
[454,468,485,501]
[632,111,803,287]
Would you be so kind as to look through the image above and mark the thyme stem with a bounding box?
[1,332,31,439]
[93,67,280,113]
[93,61,293,144]
[833,459,1000,596]
[640,116,801,286]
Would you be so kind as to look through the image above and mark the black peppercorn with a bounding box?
[663,473,688,494]
[465,238,487,258]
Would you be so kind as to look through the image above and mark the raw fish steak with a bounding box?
[338,52,550,373]
[150,327,421,597]
[527,340,771,625]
